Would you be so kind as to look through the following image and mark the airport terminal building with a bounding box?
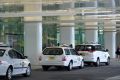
[0,0,120,68]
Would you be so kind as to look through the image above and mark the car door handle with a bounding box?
[20,62,24,65]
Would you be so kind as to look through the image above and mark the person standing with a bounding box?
[116,46,120,61]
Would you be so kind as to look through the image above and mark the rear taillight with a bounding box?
[39,56,42,61]
[62,56,67,61]
[0,61,3,64]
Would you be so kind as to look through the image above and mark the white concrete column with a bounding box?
[84,17,98,43]
[104,31,116,58]
[24,3,42,69]
[85,29,98,43]
[59,15,75,48]
[24,22,42,68]
[59,1,75,47]
[104,18,116,58]
[60,27,75,48]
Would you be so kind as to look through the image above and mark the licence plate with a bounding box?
[49,56,55,60]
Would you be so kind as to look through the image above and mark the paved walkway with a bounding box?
[105,58,120,80]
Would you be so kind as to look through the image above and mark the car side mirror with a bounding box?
[105,49,109,52]
[79,53,83,56]
[24,56,28,59]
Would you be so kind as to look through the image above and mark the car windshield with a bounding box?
[75,45,95,51]
[43,48,63,55]
[0,49,5,57]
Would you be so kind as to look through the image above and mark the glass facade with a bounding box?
[75,22,85,44]
[42,24,58,49]
[115,0,120,7]
[98,21,104,45]
[0,4,24,53]
[0,17,24,53]
[75,1,95,7]
[42,16,59,49]
[0,0,118,53]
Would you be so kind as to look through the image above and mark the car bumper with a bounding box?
[0,64,8,76]
[40,61,68,67]
[83,57,96,62]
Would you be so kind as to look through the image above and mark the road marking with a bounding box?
[106,76,120,80]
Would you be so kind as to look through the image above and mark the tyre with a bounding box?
[67,62,73,71]
[42,66,49,71]
[23,65,31,77]
[94,58,100,67]
[5,67,12,80]
[56,66,62,70]
[86,63,92,66]
[105,57,110,65]
[79,60,84,69]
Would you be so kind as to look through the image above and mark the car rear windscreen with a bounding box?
[43,48,63,55]
[75,45,95,51]
[0,49,5,57]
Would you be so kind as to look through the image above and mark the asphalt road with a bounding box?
[1,59,120,80]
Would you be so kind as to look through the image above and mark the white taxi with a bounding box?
[75,44,110,66]
[0,46,31,80]
[39,46,84,71]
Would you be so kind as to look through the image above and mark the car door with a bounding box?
[96,45,106,62]
[14,50,26,73]
[8,49,24,75]
[64,49,71,65]
[101,49,108,62]
[70,49,80,67]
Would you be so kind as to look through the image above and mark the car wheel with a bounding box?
[67,62,73,71]
[105,57,110,65]
[5,67,12,80]
[42,66,49,71]
[56,66,62,70]
[94,58,100,67]
[86,63,92,66]
[79,60,84,69]
[23,65,31,77]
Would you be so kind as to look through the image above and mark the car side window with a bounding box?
[0,49,5,57]
[8,49,24,59]
[64,49,70,55]
[91,46,95,51]
[70,49,78,55]
[95,45,102,51]
[15,51,24,59]
[8,50,16,58]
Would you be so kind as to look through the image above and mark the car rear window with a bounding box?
[0,49,5,57]
[43,48,63,55]
[75,45,95,51]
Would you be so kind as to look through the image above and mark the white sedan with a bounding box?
[75,44,110,66]
[39,46,84,71]
[0,47,31,80]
